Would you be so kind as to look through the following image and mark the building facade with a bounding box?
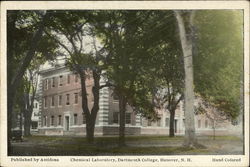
[37,64,241,136]
[30,99,40,132]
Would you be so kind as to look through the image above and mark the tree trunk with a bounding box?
[88,70,100,143]
[79,71,92,143]
[169,109,176,137]
[19,112,23,133]
[86,101,99,144]
[24,110,32,136]
[7,90,15,155]
[79,69,100,144]
[7,12,19,155]
[7,12,48,154]
[213,128,215,140]
[175,11,198,148]
[119,95,126,146]
[213,120,216,140]
[86,117,95,143]
[23,91,34,137]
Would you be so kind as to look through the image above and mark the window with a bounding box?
[34,102,38,109]
[177,104,180,110]
[113,93,119,101]
[74,93,78,104]
[74,114,78,125]
[113,112,119,124]
[231,119,239,126]
[51,116,54,126]
[67,74,70,84]
[44,97,47,108]
[198,120,201,128]
[58,95,62,106]
[31,122,38,129]
[43,116,47,126]
[58,115,62,126]
[157,118,161,127]
[59,75,63,86]
[125,113,131,124]
[205,120,208,128]
[147,120,152,126]
[44,79,48,90]
[66,94,70,105]
[52,77,55,87]
[82,113,86,124]
[75,74,78,83]
[51,96,55,107]
[165,118,169,127]
[183,119,185,127]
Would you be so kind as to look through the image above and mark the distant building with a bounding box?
[11,98,40,133]
[37,63,241,136]
[31,99,39,132]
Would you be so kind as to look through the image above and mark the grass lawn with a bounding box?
[11,135,243,156]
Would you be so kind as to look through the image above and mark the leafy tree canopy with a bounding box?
[194,10,243,119]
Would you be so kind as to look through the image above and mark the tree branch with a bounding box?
[44,30,73,56]
[10,11,49,89]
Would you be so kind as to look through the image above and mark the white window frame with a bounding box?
[74,93,78,104]
[43,116,47,126]
[198,120,201,128]
[66,94,70,105]
[44,97,47,108]
[58,115,62,126]
[75,74,78,83]
[67,74,70,84]
[51,116,55,126]
[44,79,48,90]
[52,77,55,87]
[113,112,119,124]
[165,118,170,127]
[125,113,131,124]
[59,75,63,87]
[51,95,55,107]
[58,95,62,107]
[73,114,78,125]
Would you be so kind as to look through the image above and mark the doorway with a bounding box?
[65,116,70,131]
[174,119,178,133]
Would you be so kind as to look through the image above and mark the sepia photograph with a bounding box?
[0,1,249,167]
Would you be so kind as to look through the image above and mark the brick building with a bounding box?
[37,63,241,136]
[38,63,141,136]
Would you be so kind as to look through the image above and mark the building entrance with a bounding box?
[65,116,69,131]
[174,119,178,133]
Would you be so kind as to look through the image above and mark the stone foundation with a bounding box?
[38,126,237,136]
[38,125,141,136]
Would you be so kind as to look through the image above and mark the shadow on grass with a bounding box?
[46,143,209,155]
[11,135,242,156]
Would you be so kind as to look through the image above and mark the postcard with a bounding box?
[0,1,249,167]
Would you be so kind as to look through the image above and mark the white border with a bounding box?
[0,1,249,167]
